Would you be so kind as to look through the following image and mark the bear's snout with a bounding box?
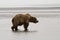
[34,20,39,23]
[36,20,39,23]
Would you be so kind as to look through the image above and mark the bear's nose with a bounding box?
[37,21,38,23]
[35,20,39,23]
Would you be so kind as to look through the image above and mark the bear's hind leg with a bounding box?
[11,26,15,31]
[15,26,18,31]
[11,25,18,31]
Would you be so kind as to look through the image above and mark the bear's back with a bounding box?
[12,14,31,24]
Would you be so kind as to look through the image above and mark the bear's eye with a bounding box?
[30,17,37,22]
[32,17,36,21]
[33,18,36,21]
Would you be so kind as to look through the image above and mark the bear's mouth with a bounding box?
[34,21,39,23]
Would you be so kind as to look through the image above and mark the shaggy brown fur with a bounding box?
[11,13,38,31]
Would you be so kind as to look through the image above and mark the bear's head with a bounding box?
[29,17,38,23]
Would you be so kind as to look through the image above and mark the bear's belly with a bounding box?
[18,23,23,26]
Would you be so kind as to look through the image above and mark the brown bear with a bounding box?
[11,13,38,31]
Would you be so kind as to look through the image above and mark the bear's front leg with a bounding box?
[24,23,29,31]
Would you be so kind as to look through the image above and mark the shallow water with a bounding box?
[0,15,60,40]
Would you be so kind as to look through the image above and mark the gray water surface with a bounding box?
[0,15,60,40]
